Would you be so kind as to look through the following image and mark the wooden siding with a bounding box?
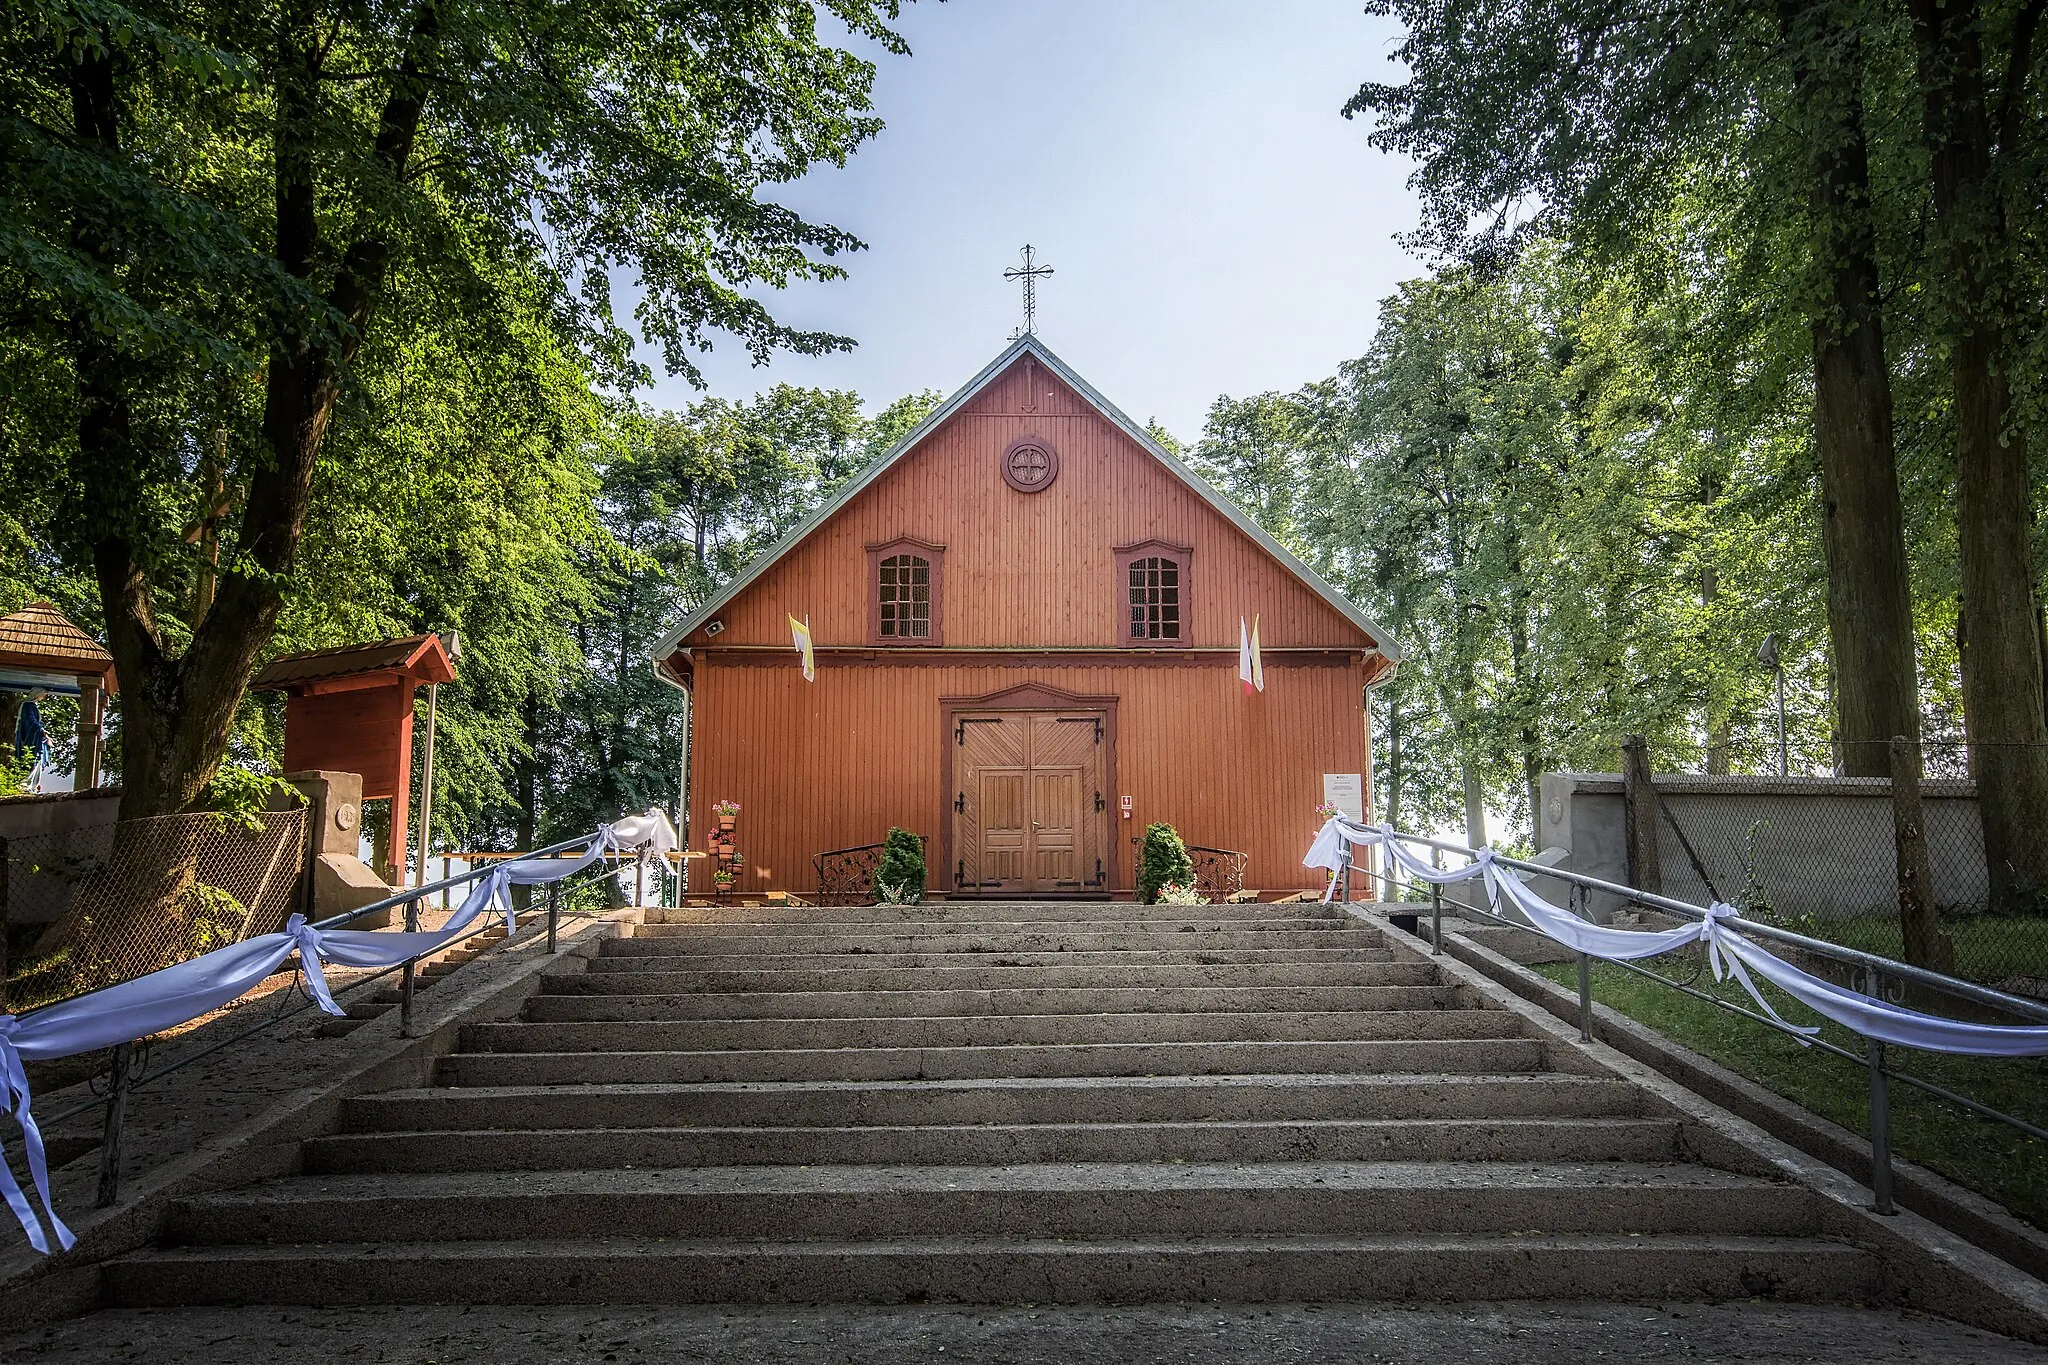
[686,655,1366,897]
[678,357,1374,654]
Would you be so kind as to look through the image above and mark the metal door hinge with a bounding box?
[955,716,1002,744]
[1057,716,1104,743]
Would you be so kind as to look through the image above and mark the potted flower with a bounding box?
[712,867,736,891]
[712,799,741,831]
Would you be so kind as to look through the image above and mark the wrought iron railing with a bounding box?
[812,836,926,907]
[1185,845,1248,901]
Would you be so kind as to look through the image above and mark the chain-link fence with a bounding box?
[1627,740,2048,999]
[1,809,310,1011]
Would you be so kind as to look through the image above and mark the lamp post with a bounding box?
[1758,633,1788,777]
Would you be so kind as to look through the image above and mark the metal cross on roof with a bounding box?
[1003,244,1054,337]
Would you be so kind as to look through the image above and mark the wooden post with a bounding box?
[75,676,104,789]
[1890,735,1956,974]
[1622,734,1661,895]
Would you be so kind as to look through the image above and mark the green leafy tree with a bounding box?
[0,0,906,856]
[1346,0,1922,784]
[872,826,926,903]
[1137,822,1194,904]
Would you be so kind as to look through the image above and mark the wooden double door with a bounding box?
[952,708,1109,895]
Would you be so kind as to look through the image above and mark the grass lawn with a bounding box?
[1533,957,2048,1232]
[1760,911,2048,992]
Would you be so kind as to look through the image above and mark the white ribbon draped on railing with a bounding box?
[1305,816,2048,1061]
[0,815,664,1255]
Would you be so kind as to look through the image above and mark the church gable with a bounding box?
[656,338,1395,665]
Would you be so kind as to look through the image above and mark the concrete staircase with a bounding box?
[313,924,512,1037]
[102,900,1882,1306]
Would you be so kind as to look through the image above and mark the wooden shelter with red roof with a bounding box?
[0,601,118,788]
[252,635,456,876]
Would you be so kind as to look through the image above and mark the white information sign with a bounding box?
[1322,773,1365,821]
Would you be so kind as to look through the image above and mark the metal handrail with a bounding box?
[1359,828,2048,1024]
[1340,828,2048,1217]
[28,831,620,1215]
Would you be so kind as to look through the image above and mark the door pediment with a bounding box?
[942,681,1117,711]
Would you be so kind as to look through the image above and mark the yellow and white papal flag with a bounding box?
[789,614,815,683]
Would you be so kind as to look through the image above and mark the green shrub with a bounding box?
[1137,822,1194,904]
[873,826,926,904]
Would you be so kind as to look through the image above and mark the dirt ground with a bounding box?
[2,1302,2042,1365]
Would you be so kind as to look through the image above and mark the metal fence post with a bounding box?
[1866,967,1897,1214]
[1571,885,1593,1043]
[94,1040,133,1207]
[1429,881,1442,956]
[0,834,9,1012]
[399,896,419,1038]
[547,879,561,954]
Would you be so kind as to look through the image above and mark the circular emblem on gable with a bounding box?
[1001,439,1059,494]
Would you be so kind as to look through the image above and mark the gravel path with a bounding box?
[2,1302,2042,1364]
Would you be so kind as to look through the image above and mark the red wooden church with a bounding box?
[652,336,1400,898]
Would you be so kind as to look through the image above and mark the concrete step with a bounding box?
[105,1233,1882,1306]
[548,961,1444,994]
[342,1074,1646,1134]
[630,918,1359,939]
[642,903,1331,925]
[461,1011,1527,1055]
[593,944,1400,969]
[166,1161,1804,1246]
[517,985,1466,1022]
[614,929,1388,955]
[301,1116,1685,1173]
[436,1038,1561,1087]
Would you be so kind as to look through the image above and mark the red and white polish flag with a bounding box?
[1239,614,1264,695]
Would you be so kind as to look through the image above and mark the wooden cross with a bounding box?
[1003,244,1054,337]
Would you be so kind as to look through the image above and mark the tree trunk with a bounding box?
[1702,563,1733,774]
[1622,734,1661,895]
[1461,762,1488,851]
[1909,0,2048,913]
[60,9,440,965]
[1890,736,1957,972]
[1782,0,1920,780]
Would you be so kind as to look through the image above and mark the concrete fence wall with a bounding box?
[1539,771,1988,923]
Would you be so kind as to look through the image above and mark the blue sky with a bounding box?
[642,0,1423,443]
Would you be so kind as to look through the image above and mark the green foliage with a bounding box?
[872,826,926,904]
[0,748,34,798]
[0,0,911,826]
[536,385,942,850]
[1137,822,1194,904]
[1195,245,1821,844]
[1320,0,2048,831]
[195,764,298,821]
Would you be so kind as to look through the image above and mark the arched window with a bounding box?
[880,553,931,639]
[1115,541,1194,647]
[1128,556,1180,640]
[866,537,945,645]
